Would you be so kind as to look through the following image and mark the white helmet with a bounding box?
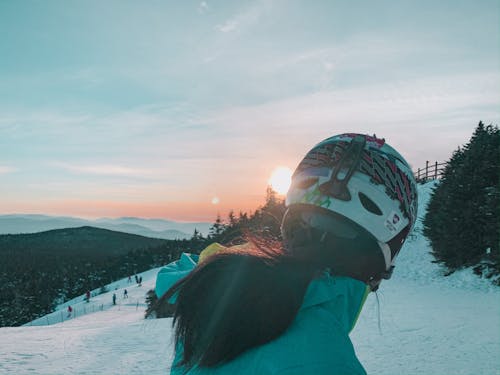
[283,133,418,288]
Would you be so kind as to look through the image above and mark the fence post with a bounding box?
[425,161,429,180]
[434,161,438,179]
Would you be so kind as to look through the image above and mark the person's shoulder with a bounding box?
[274,362,367,375]
[155,252,198,298]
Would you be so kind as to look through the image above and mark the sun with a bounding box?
[268,167,293,195]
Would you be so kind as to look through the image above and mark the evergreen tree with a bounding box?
[208,214,226,239]
[423,122,500,279]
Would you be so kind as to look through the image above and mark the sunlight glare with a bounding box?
[268,167,293,195]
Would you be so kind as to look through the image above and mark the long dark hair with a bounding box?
[164,208,386,371]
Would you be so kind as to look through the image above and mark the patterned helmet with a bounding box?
[283,133,418,287]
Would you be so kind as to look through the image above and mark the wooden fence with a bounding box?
[414,161,447,182]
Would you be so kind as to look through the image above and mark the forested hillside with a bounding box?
[0,227,208,326]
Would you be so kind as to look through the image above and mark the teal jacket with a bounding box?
[155,254,369,375]
[155,253,199,300]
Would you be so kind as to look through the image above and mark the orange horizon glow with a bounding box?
[2,166,293,222]
[0,196,268,222]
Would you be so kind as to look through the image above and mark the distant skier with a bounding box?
[128,275,132,283]
[85,290,91,303]
[134,275,139,283]
[138,276,142,286]
[123,289,128,299]
[67,305,73,318]
[112,293,117,305]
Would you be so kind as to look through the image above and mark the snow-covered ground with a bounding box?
[1,181,499,375]
[1,270,176,375]
[351,182,500,375]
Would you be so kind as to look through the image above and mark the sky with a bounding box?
[1,0,499,222]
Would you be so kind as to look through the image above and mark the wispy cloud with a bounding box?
[216,20,238,33]
[54,162,155,178]
[209,71,500,167]
[0,166,16,174]
[215,0,271,34]
[198,1,209,14]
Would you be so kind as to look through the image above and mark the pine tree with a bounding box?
[423,122,500,279]
[209,214,226,239]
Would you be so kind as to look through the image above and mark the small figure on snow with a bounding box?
[67,305,73,318]
[134,274,139,283]
[138,276,142,286]
[123,289,128,299]
[128,275,132,283]
[112,293,117,305]
[85,290,91,303]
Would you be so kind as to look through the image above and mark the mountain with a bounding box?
[0,214,212,239]
[0,226,195,326]
[95,217,212,236]
[0,226,169,258]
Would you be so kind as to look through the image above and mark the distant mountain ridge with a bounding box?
[0,214,212,240]
[0,226,168,258]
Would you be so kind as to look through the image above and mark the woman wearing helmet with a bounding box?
[158,133,418,375]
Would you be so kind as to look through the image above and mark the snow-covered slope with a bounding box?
[1,181,499,375]
[1,269,176,375]
[351,181,500,375]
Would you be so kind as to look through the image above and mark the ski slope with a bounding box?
[1,182,499,375]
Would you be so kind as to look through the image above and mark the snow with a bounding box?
[1,181,499,375]
[1,271,176,375]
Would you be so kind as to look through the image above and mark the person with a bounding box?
[155,133,418,375]
[67,305,73,318]
[112,293,117,305]
[124,289,128,298]
[85,290,91,303]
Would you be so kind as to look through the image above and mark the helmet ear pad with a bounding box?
[282,205,386,284]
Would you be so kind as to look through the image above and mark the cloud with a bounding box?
[215,1,271,34]
[208,71,500,168]
[54,162,155,178]
[216,20,238,33]
[0,166,16,174]
[198,1,209,14]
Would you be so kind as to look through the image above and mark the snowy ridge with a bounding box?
[1,181,499,375]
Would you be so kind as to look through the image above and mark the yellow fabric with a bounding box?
[198,242,257,264]
[198,242,227,264]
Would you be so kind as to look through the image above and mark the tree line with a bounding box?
[424,122,499,282]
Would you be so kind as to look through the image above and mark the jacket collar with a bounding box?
[301,272,370,333]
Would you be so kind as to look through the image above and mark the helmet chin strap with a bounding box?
[368,242,395,291]
[378,241,393,272]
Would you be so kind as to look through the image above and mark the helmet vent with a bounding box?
[358,192,383,216]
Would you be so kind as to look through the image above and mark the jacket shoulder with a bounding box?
[155,253,198,298]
